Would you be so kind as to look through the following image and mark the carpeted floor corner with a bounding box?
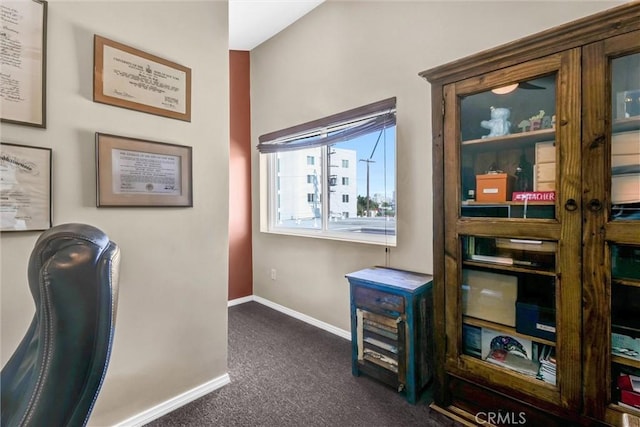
[146,302,460,427]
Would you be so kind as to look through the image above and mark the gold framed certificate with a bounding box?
[93,35,192,122]
[95,133,193,207]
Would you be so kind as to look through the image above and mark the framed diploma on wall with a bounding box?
[0,143,52,231]
[93,35,192,122]
[95,133,193,207]
[0,0,47,128]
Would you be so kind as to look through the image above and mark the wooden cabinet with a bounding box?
[420,3,640,425]
[345,266,433,404]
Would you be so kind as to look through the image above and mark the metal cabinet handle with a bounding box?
[588,198,603,212]
[564,199,578,212]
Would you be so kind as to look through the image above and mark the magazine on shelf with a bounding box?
[485,349,539,377]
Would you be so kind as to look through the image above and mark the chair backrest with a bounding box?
[1,223,120,427]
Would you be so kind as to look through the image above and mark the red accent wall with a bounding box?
[229,50,253,300]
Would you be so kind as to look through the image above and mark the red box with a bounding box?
[621,389,640,407]
[476,173,515,202]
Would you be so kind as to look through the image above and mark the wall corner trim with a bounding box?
[113,374,231,427]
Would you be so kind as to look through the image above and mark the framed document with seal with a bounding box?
[1,142,52,231]
[0,0,47,128]
[95,133,192,207]
[93,35,191,121]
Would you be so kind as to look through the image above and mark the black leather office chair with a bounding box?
[1,223,120,427]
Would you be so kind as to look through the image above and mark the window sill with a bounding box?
[261,227,397,247]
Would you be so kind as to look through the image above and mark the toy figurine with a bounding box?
[481,106,511,138]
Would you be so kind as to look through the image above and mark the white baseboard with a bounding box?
[114,374,231,427]
[227,295,253,307]
[252,295,351,341]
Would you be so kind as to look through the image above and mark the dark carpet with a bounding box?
[146,302,460,427]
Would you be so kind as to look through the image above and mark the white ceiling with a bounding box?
[229,0,325,51]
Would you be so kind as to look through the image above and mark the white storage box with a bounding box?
[612,173,640,204]
[612,131,640,155]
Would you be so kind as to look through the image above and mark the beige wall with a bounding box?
[250,1,624,332]
[0,1,229,425]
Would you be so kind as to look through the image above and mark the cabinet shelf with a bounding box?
[612,355,640,369]
[609,403,640,419]
[613,117,640,133]
[462,260,556,276]
[463,316,556,347]
[613,278,640,289]
[462,201,555,207]
[460,354,558,390]
[461,128,555,150]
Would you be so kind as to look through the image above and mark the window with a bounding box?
[258,97,397,245]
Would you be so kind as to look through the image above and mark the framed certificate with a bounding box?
[1,143,52,231]
[93,35,192,121]
[0,0,47,127]
[95,133,193,207]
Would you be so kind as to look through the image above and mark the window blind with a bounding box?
[257,97,396,154]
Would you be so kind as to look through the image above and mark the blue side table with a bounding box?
[346,266,434,404]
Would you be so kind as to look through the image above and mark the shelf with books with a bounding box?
[462,320,557,385]
[612,366,640,415]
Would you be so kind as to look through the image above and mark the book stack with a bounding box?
[537,345,557,385]
[618,373,640,411]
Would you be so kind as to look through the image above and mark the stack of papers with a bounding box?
[486,349,539,377]
[537,345,556,385]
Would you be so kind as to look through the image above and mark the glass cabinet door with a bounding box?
[609,50,640,421]
[582,30,640,425]
[443,49,583,411]
[460,75,557,220]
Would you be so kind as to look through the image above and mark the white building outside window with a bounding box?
[257,98,397,246]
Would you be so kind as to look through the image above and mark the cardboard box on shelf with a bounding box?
[476,173,515,202]
[535,141,556,164]
[534,163,556,191]
[462,269,517,327]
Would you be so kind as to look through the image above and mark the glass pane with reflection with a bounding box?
[611,53,640,221]
[460,76,557,220]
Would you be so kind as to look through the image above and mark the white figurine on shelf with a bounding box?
[481,106,511,138]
